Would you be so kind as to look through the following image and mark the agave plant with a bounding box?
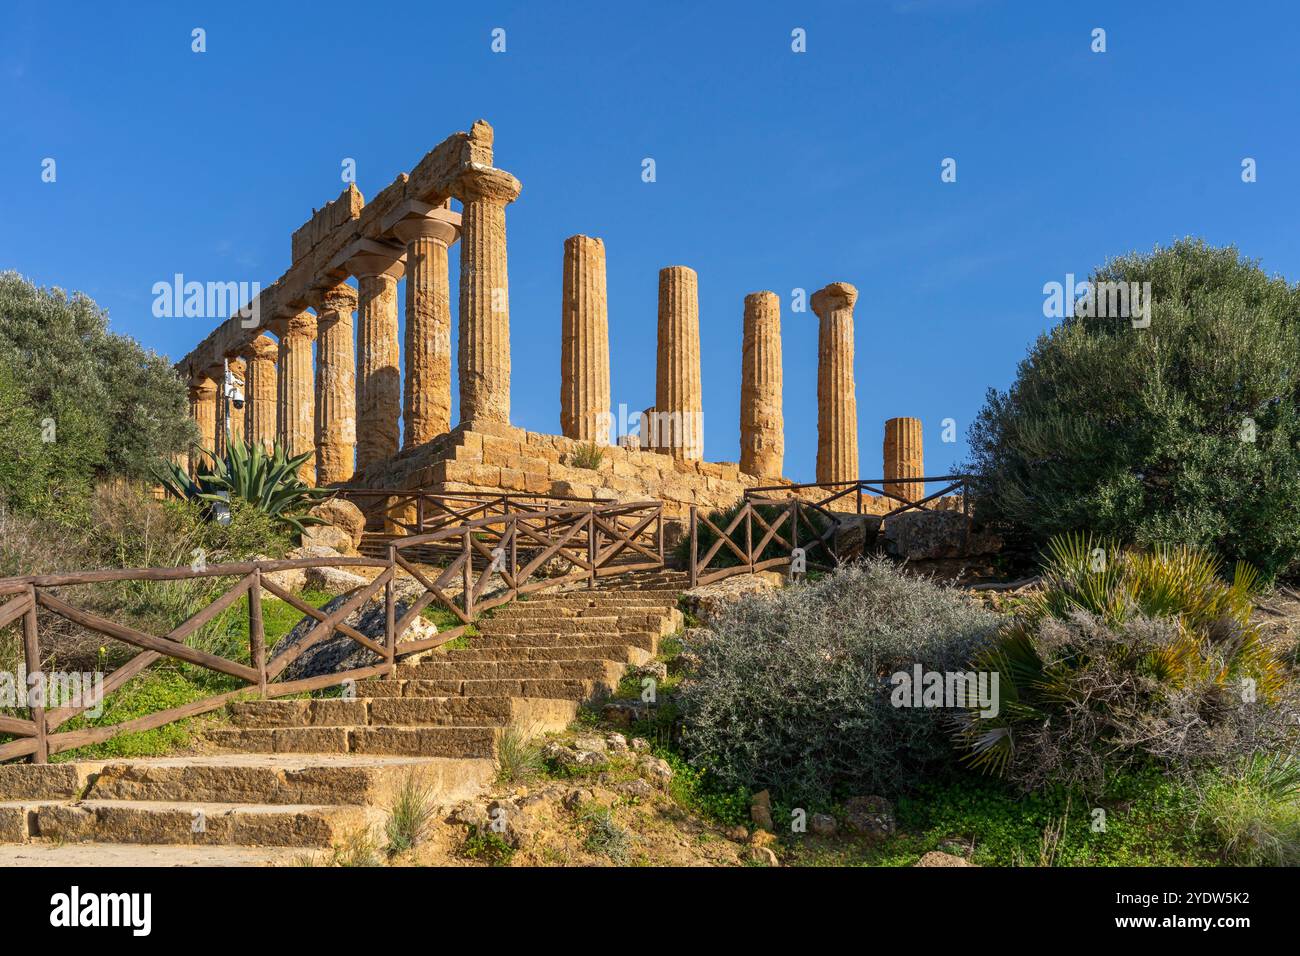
[956,532,1287,785]
[156,435,327,535]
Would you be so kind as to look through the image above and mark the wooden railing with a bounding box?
[335,489,616,541]
[689,475,971,587]
[744,474,971,518]
[0,500,663,764]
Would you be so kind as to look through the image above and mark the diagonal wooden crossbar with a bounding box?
[0,498,665,764]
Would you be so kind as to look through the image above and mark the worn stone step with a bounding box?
[445,644,648,665]
[77,754,492,807]
[355,677,596,701]
[477,616,620,635]
[203,725,500,758]
[473,630,659,652]
[229,696,575,733]
[397,659,624,683]
[31,799,374,848]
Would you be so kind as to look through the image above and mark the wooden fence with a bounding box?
[0,500,663,764]
[689,475,971,587]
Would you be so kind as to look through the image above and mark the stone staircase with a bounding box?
[0,569,688,858]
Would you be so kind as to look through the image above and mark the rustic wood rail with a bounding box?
[689,474,971,587]
[0,499,663,764]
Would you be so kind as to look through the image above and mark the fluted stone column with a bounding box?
[812,282,859,484]
[187,374,218,476]
[560,235,612,443]
[349,249,404,470]
[275,311,317,484]
[226,358,246,449]
[241,335,279,454]
[655,265,703,460]
[452,166,522,424]
[884,417,924,503]
[740,291,783,479]
[392,210,459,447]
[312,284,358,485]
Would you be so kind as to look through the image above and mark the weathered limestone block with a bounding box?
[453,165,522,425]
[560,235,612,443]
[883,416,924,504]
[812,282,859,484]
[187,374,218,475]
[393,206,459,448]
[351,248,405,470]
[275,310,317,484]
[740,291,783,479]
[312,283,358,485]
[240,334,278,454]
[655,266,703,460]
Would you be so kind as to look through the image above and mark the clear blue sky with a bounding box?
[4,0,1298,483]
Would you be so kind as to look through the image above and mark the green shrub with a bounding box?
[958,535,1297,792]
[967,239,1300,578]
[0,273,192,511]
[677,558,998,806]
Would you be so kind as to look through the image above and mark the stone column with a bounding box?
[348,248,404,471]
[560,235,612,443]
[275,311,317,484]
[241,334,279,454]
[740,291,783,479]
[655,265,703,460]
[226,358,246,450]
[312,284,358,485]
[391,209,460,448]
[884,417,924,503]
[187,374,218,476]
[452,165,522,424]
[812,282,859,484]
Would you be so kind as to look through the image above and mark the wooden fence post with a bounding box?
[745,503,754,572]
[587,512,597,588]
[249,569,267,697]
[23,585,47,764]
[689,506,698,589]
[385,546,396,674]
[462,531,474,620]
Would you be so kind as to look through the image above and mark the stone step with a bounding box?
[203,725,501,758]
[229,696,575,733]
[476,616,621,635]
[472,630,659,652]
[486,605,672,621]
[82,754,490,807]
[27,799,375,848]
[396,659,624,683]
[444,643,648,665]
[355,677,596,701]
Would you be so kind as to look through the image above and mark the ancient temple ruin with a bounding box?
[175,119,929,523]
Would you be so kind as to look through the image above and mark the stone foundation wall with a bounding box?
[351,420,961,523]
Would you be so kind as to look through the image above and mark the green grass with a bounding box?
[46,589,337,762]
[779,772,1219,867]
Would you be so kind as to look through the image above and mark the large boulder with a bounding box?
[881,510,1001,561]
[681,570,784,625]
[269,592,439,682]
[299,523,359,555]
[309,498,367,549]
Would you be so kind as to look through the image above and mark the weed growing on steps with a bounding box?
[384,773,439,856]
[567,442,605,470]
[496,723,545,785]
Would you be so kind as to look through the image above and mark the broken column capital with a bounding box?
[811,281,859,317]
[451,164,522,205]
[238,333,279,362]
[270,310,316,343]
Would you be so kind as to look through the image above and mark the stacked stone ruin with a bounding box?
[175,119,935,521]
